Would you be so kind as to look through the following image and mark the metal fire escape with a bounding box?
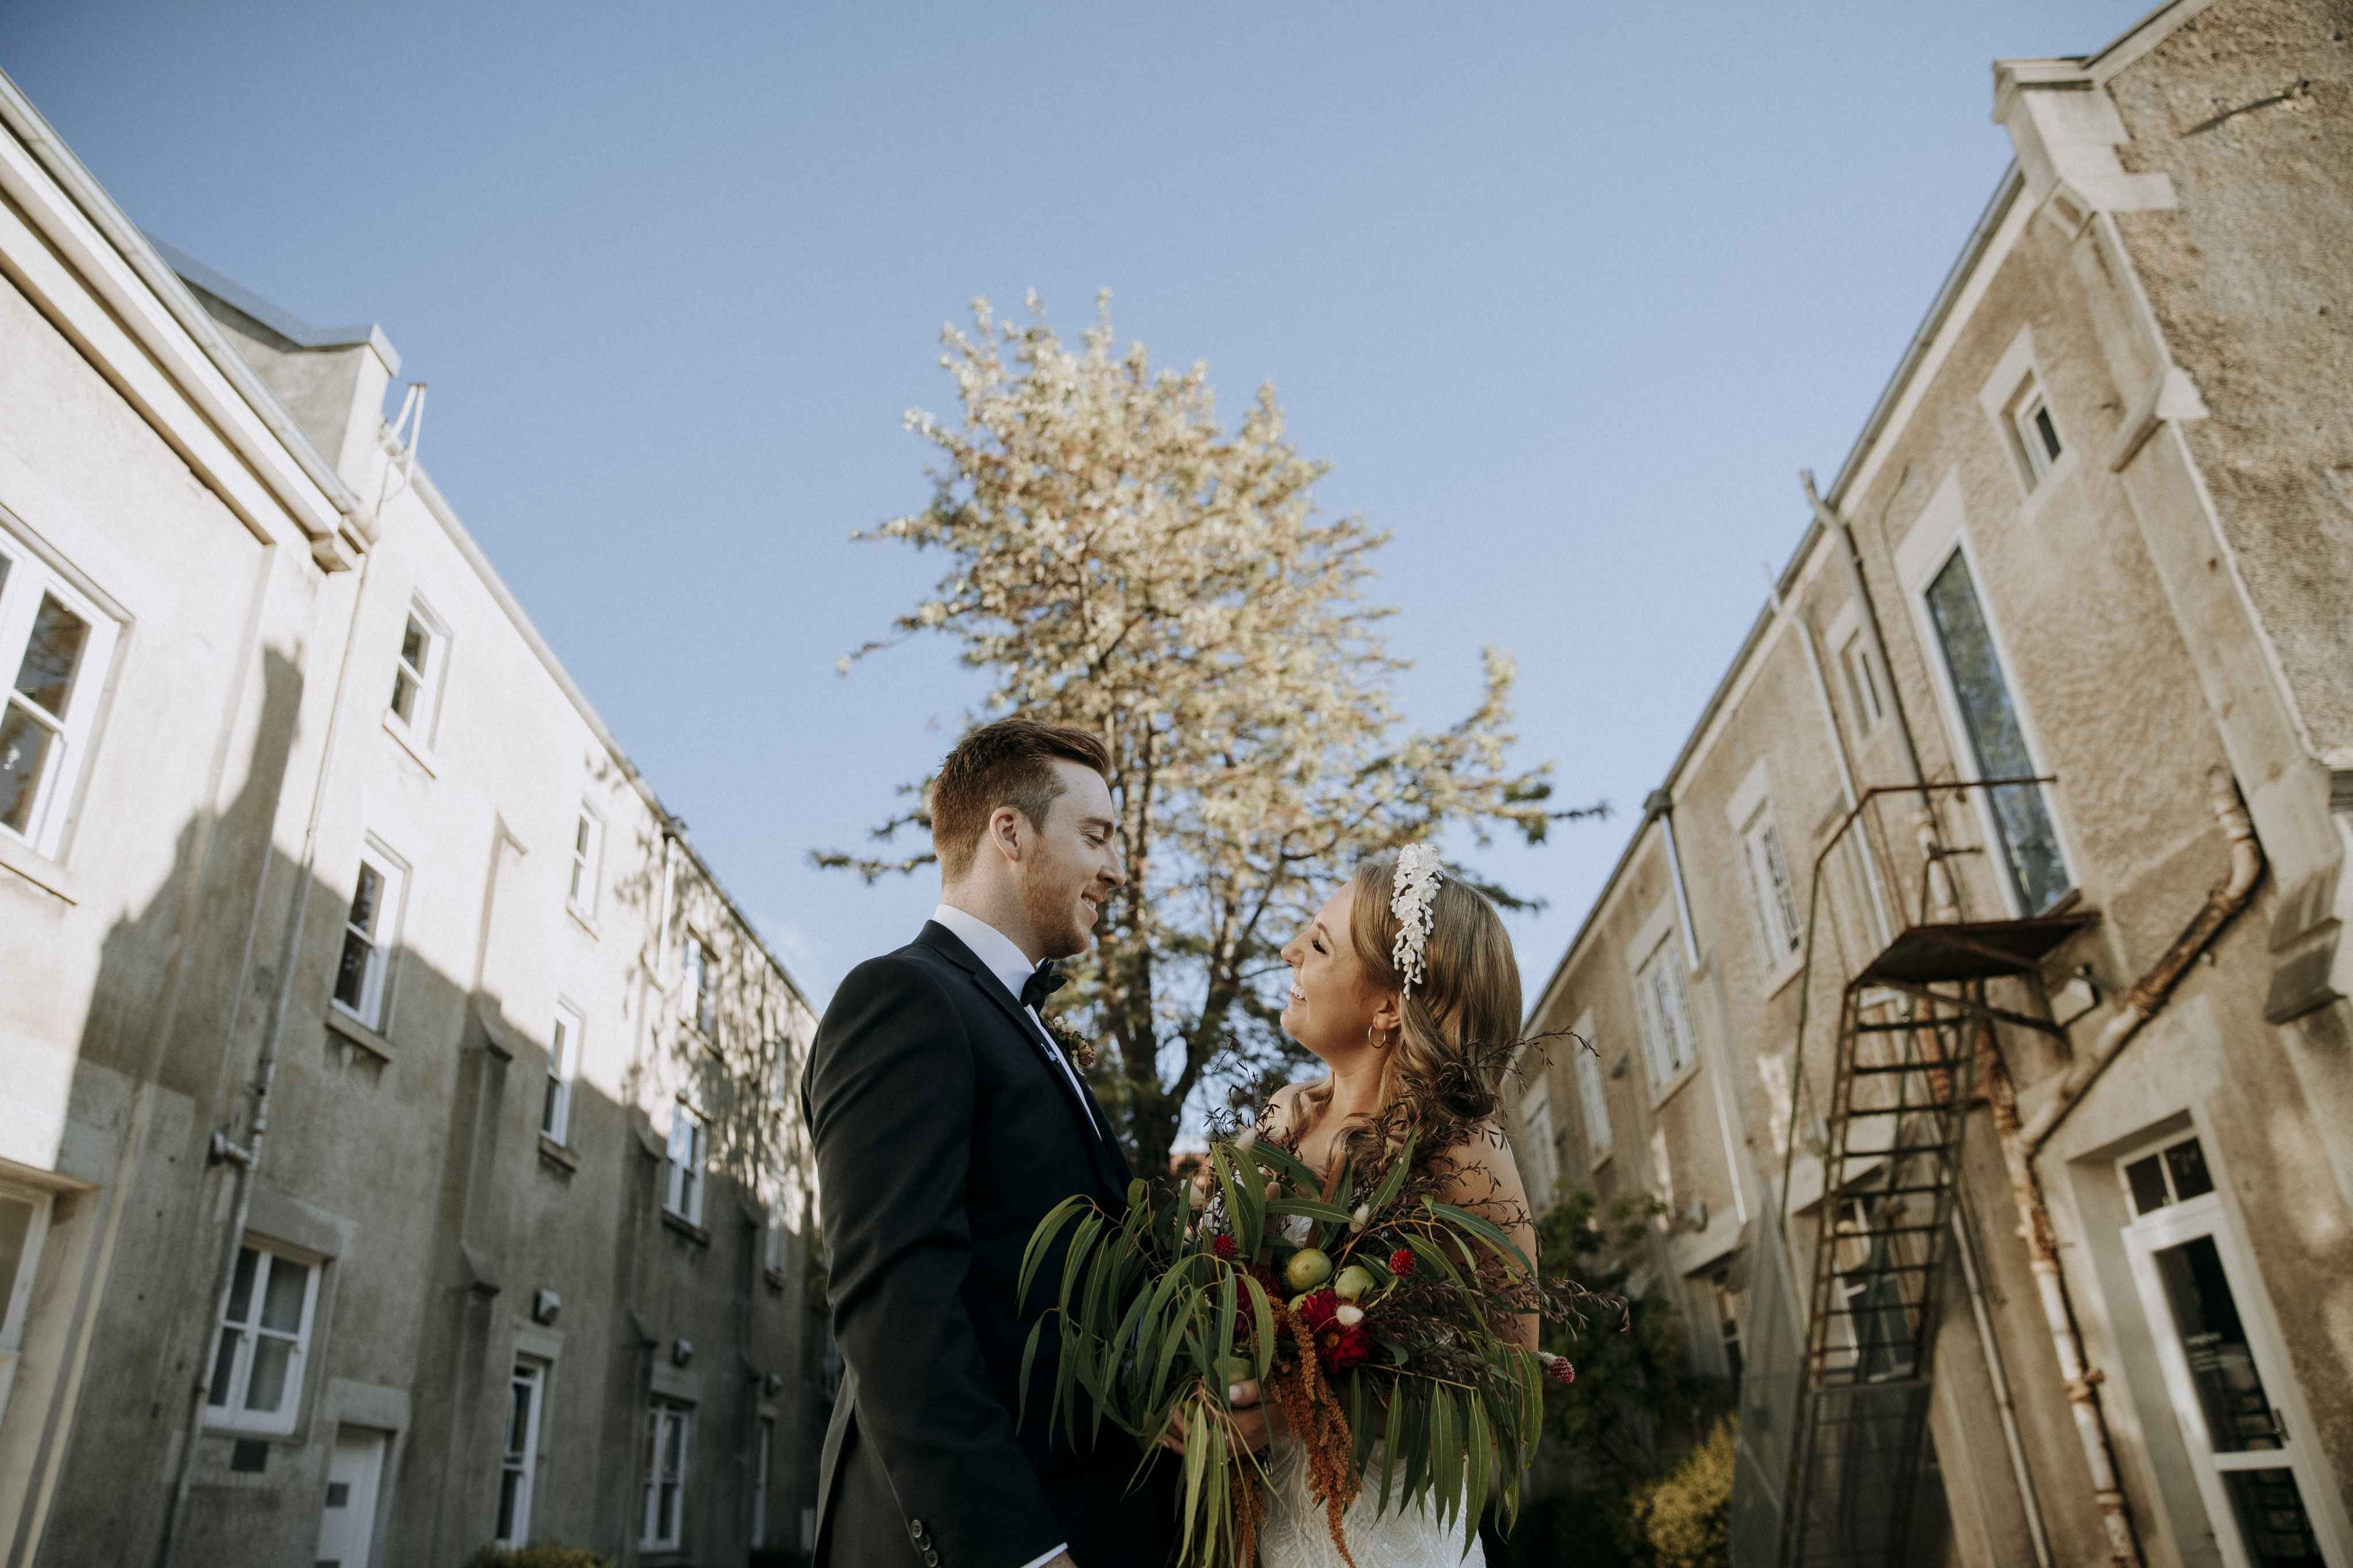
[1738,780,2095,1568]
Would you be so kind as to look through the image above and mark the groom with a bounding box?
[805,719,1198,1568]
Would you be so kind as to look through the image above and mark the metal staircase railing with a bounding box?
[1731,779,2095,1568]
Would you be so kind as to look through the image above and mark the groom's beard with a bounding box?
[1023,871,1095,961]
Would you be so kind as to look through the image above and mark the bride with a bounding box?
[1250,847,1540,1568]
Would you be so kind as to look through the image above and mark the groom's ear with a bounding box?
[986,804,1029,864]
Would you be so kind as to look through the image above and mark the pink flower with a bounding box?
[1540,1353,1576,1387]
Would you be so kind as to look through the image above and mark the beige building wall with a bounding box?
[1513,4,2353,1565]
[0,69,827,1568]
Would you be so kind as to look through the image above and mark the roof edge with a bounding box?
[152,238,402,377]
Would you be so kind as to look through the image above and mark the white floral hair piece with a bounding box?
[1389,843,1444,995]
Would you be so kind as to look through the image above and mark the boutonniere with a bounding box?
[1040,1013,1099,1071]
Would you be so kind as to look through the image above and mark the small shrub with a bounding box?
[461,1546,614,1568]
[1623,1416,1734,1568]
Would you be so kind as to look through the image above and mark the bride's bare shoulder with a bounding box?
[1258,1082,1307,1139]
[1434,1118,1529,1214]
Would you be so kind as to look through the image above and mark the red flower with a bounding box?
[1541,1353,1576,1387]
[1212,1234,1237,1259]
[1296,1289,1372,1372]
[1389,1246,1415,1277]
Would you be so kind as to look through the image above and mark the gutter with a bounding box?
[0,67,364,551]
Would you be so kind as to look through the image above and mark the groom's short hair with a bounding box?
[932,717,1112,879]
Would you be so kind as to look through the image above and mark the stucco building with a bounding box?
[1509,3,2353,1565]
[0,69,828,1568]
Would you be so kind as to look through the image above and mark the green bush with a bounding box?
[1622,1416,1734,1568]
[461,1546,613,1568]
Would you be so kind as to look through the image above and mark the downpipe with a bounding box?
[1979,767,2263,1568]
[155,448,396,1568]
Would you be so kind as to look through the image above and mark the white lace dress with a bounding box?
[1259,1428,1486,1568]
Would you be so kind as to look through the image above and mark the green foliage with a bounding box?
[1623,1417,1734,1568]
[461,1546,613,1568]
[1029,1137,1563,1568]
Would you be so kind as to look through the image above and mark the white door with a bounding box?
[314,1426,388,1568]
[2121,1134,2350,1567]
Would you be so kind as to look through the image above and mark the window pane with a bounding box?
[2152,1235,2283,1453]
[260,1257,308,1333]
[206,1327,241,1406]
[244,1335,292,1411]
[2126,1154,2169,1217]
[349,865,383,935]
[541,1075,564,1137]
[508,1373,533,1453]
[399,616,429,675]
[334,932,376,1012]
[0,702,56,834]
[497,1470,524,1539]
[2033,405,2062,462]
[14,593,91,720]
[390,668,418,723]
[2165,1138,2214,1203]
[1925,553,2070,910]
[2220,1468,2328,1566]
[226,1246,259,1324]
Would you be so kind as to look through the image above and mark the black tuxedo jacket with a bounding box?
[803,921,1163,1568]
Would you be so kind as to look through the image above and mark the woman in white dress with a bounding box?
[1249,848,1540,1568]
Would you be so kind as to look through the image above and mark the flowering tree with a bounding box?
[820,294,1603,1176]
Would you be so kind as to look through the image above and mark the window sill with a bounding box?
[1648,1060,1702,1112]
[763,1265,788,1292]
[0,831,79,904]
[538,1134,580,1175]
[661,1210,711,1248]
[381,712,440,777]
[566,902,601,940]
[1587,1148,1617,1176]
[1761,957,1804,1001]
[325,1006,395,1062]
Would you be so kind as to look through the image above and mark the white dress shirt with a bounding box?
[931,903,1105,1141]
[931,901,1092,1568]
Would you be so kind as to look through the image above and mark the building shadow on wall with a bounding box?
[29,650,828,1568]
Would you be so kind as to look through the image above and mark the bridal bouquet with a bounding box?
[1020,1117,1607,1568]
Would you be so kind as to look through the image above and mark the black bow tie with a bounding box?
[1019,963,1067,1011]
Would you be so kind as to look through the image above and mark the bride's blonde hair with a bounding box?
[1325,849,1523,1183]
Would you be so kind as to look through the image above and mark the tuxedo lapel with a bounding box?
[917,922,1129,1197]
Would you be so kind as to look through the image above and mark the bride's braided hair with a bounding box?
[1328,849,1523,1187]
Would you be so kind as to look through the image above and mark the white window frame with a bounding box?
[751,1413,775,1545]
[203,1239,322,1435]
[1838,629,1887,734]
[1631,933,1696,1094]
[2119,1136,2353,1568]
[2006,377,2065,488]
[1517,1079,1559,1216]
[384,594,450,750]
[497,1357,548,1546]
[0,1176,56,1426]
[543,1000,583,1145]
[641,1397,693,1550]
[1737,799,1803,975]
[0,531,122,859]
[567,802,604,923]
[679,932,715,1039]
[330,838,410,1033]
[1977,325,2071,501]
[1572,1010,1614,1163]
[1896,476,2078,918]
[664,1106,707,1227]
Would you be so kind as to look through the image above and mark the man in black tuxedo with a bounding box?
[805,719,1260,1568]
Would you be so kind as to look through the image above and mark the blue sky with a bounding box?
[7,1,2150,1007]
